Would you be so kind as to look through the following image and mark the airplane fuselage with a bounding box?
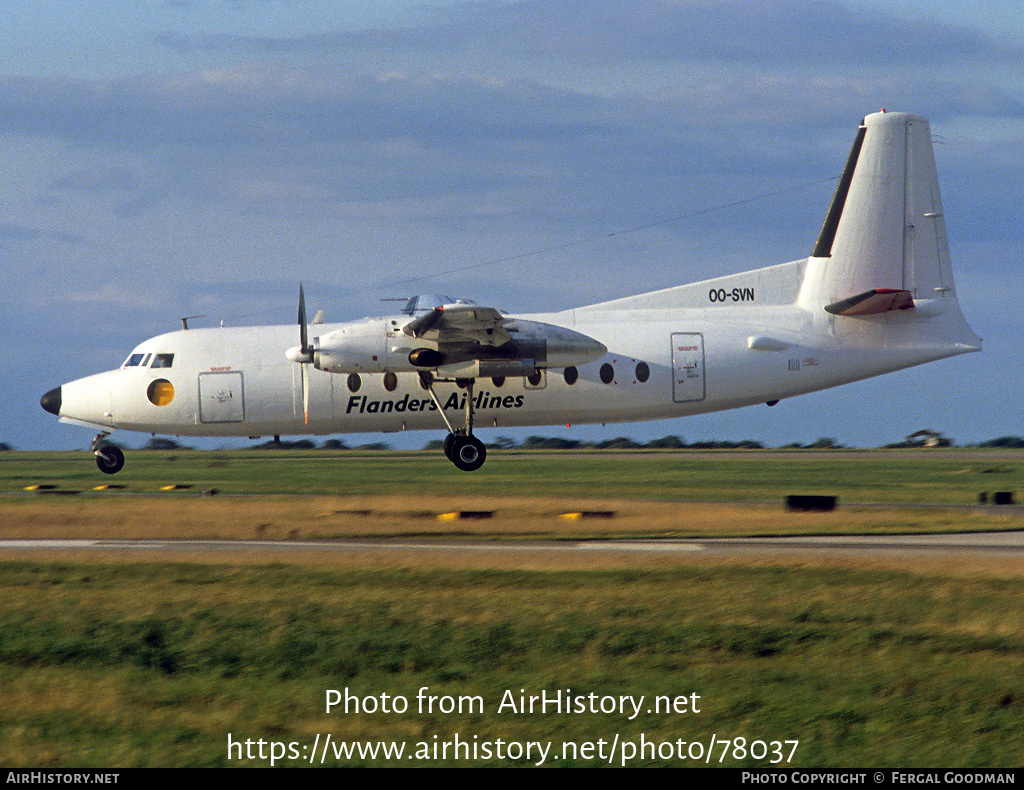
[55,268,972,441]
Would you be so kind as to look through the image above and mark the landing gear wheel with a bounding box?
[95,446,125,475]
[443,432,457,460]
[449,435,486,472]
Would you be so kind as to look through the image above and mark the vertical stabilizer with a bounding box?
[800,112,959,312]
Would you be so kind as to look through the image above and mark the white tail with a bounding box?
[801,111,960,313]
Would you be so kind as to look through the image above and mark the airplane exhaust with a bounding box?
[408,348,446,368]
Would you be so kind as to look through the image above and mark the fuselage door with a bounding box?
[671,333,705,402]
[198,372,245,423]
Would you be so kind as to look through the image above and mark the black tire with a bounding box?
[449,435,486,472]
[443,433,457,460]
[96,446,125,475]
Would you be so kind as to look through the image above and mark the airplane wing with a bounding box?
[402,304,513,347]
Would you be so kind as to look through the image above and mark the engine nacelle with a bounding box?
[505,320,607,368]
[308,320,445,374]
[290,314,606,376]
[312,319,394,374]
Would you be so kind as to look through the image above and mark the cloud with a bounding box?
[0,222,41,242]
[0,68,606,149]
[0,68,619,222]
[0,221,84,245]
[51,165,141,193]
[471,0,1020,67]
[52,282,162,309]
[2,59,1020,245]
[152,0,1022,69]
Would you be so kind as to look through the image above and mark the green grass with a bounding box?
[2,561,1024,766]
[2,449,1022,766]
[3,447,1023,503]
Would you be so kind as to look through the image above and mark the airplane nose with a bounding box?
[40,387,62,416]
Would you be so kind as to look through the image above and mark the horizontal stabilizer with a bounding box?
[824,288,915,316]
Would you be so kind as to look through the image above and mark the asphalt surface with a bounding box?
[3,531,1024,560]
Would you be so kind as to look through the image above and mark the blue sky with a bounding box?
[4,0,1022,450]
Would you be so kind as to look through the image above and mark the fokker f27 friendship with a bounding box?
[41,112,981,473]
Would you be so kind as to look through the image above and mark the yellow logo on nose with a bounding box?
[147,379,174,406]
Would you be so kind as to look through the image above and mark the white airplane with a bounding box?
[41,111,981,473]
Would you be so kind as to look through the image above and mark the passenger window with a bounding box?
[152,353,175,369]
[123,353,145,368]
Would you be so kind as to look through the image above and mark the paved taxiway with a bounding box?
[3,531,1024,561]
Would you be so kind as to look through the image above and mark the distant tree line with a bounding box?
[475,435,767,451]
[976,436,1024,448]
[233,433,1024,452]
[245,434,1024,452]
[8,434,1024,453]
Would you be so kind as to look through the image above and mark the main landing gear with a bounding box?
[444,432,487,472]
[93,432,125,475]
[422,373,487,472]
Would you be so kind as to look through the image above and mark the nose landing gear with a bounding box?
[92,433,125,475]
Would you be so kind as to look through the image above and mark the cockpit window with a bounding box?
[123,353,146,368]
[152,353,175,369]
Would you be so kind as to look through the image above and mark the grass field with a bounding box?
[2,561,1023,767]
[3,447,1023,541]
[1,449,1023,767]
[3,446,1023,503]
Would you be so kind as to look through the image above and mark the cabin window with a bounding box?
[564,366,578,385]
[123,353,145,368]
[347,373,361,393]
[635,362,650,383]
[383,372,398,392]
[152,353,175,369]
[600,363,614,384]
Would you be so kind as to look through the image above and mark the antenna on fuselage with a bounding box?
[180,315,206,330]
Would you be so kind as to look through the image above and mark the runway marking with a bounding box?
[582,542,704,552]
[1,534,1022,558]
[2,538,703,553]
[1,540,104,549]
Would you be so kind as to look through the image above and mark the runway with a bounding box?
[3,531,1024,561]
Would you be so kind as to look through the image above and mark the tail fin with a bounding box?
[800,111,963,316]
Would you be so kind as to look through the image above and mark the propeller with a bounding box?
[298,283,312,360]
[286,283,315,425]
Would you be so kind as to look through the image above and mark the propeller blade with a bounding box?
[298,283,310,356]
[302,362,310,426]
[292,283,311,425]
